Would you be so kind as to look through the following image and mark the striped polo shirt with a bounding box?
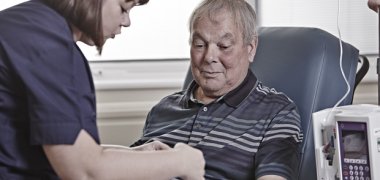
[132,70,303,180]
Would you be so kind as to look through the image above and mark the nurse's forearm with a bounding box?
[101,144,132,151]
[102,140,171,152]
[43,130,203,180]
[91,146,190,180]
[258,175,287,180]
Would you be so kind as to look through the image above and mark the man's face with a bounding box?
[190,10,257,97]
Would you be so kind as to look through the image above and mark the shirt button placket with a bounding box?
[194,107,207,131]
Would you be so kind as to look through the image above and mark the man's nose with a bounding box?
[204,45,217,63]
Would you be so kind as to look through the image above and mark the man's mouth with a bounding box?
[202,71,220,78]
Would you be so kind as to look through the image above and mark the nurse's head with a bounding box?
[42,0,149,53]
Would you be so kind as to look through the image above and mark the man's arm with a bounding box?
[255,102,302,180]
[43,130,205,180]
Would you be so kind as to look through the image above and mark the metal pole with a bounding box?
[378,6,380,105]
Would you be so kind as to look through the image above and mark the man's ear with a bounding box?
[247,36,258,63]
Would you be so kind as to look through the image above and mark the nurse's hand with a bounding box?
[368,0,380,12]
[101,141,170,151]
[174,143,205,180]
[132,141,171,151]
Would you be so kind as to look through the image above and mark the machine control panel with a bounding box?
[338,122,371,180]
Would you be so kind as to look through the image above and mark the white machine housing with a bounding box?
[313,104,380,180]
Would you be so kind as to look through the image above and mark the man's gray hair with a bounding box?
[189,0,258,46]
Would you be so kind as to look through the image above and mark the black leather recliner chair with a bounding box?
[183,27,361,180]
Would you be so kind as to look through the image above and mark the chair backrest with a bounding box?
[183,27,359,180]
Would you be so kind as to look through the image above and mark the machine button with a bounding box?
[343,165,348,169]
[359,166,363,171]
[350,176,354,180]
[345,159,350,163]
[360,171,363,176]
[355,176,359,180]
[355,171,358,176]
[365,166,369,171]
[343,171,349,176]
[354,166,358,170]
[349,165,353,170]
[356,159,361,164]
[350,159,355,163]
[360,177,364,180]
[350,171,353,175]
[365,177,370,180]
[362,160,367,164]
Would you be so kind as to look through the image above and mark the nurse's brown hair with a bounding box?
[42,0,149,54]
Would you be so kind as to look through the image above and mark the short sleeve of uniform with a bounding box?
[254,100,303,180]
[0,1,99,145]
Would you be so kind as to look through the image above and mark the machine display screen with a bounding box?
[342,130,368,163]
[338,121,371,180]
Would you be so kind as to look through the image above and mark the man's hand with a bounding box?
[368,0,380,12]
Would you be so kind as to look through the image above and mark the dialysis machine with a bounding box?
[313,104,380,180]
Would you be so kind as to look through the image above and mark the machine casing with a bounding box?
[313,104,380,180]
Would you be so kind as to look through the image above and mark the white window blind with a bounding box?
[257,0,379,55]
[0,0,203,61]
[0,1,24,11]
[79,0,202,61]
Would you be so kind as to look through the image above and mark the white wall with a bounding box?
[92,60,190,145]
[257,0,378,55]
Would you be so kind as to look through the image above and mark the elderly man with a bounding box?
[132,0,302,179]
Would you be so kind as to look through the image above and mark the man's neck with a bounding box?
[194,87,220,104]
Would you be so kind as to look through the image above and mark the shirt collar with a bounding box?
[182,70,258,108]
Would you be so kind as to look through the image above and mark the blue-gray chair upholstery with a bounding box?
[182,27,359,180]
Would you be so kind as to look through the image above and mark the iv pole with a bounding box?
[378,5,380,105]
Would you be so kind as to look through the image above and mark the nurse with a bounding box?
[0,0,205,179]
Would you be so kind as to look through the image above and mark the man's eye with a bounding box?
[220,46,229,50]
[194,44,204,48]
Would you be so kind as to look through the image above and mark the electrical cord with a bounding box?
[322,2,351,179]
[325,0,351,125]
